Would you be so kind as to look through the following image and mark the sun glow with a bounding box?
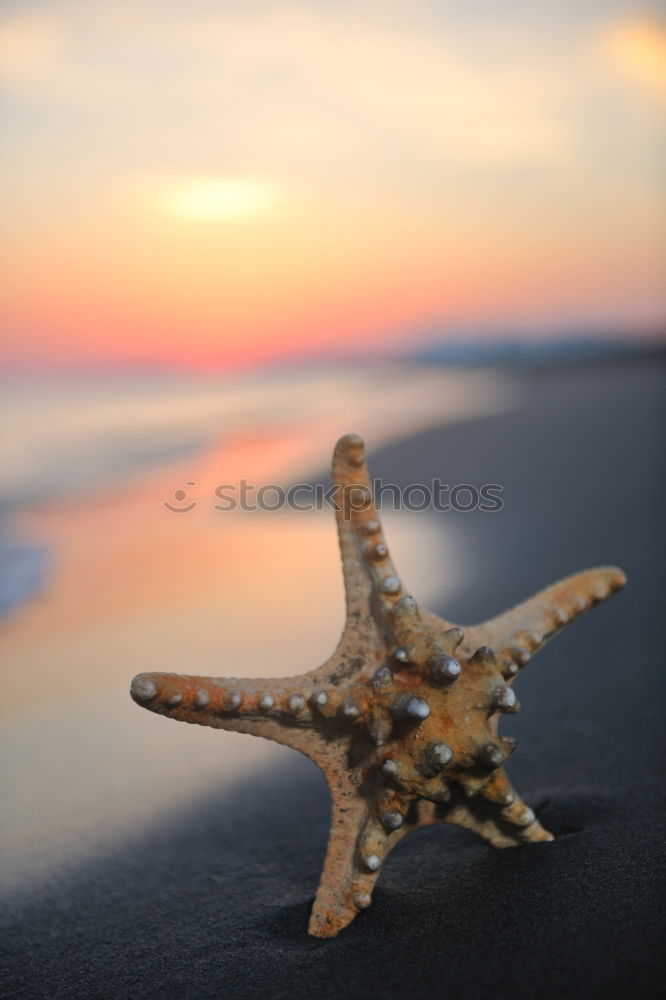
[157,175,286,223]
[600,18,666,98]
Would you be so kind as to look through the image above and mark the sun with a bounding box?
[160,174,285,223]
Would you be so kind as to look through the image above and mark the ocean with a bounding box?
[0,362,513,617]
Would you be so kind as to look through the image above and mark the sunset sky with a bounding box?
[1,0,665,368]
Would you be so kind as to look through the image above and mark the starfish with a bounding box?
[131,434,626,938]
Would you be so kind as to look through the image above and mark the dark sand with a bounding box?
[2,357,665,999]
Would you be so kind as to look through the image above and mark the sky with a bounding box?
[1,0,665,368]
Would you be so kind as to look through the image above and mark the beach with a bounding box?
[1,356,664,999]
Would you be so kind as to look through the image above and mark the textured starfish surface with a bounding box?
[131,434,626,938]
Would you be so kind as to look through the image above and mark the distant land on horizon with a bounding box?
[403,334,666,369]
[1,330,664,377]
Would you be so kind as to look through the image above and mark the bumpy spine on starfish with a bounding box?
[328,435,473,674]
[325,433,420,657]
[131,671,319,725]
[463,566,626,680]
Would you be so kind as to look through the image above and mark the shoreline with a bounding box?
[0,364,513,624]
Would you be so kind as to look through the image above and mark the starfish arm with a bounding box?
[326,434,440,682]
[436,770,554,847]
[330,433,380,635]
[308,758,414,938]
[463,566,626,678]
[308,775,375,938]
[129,670,329,753]
[442,798,553,848]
